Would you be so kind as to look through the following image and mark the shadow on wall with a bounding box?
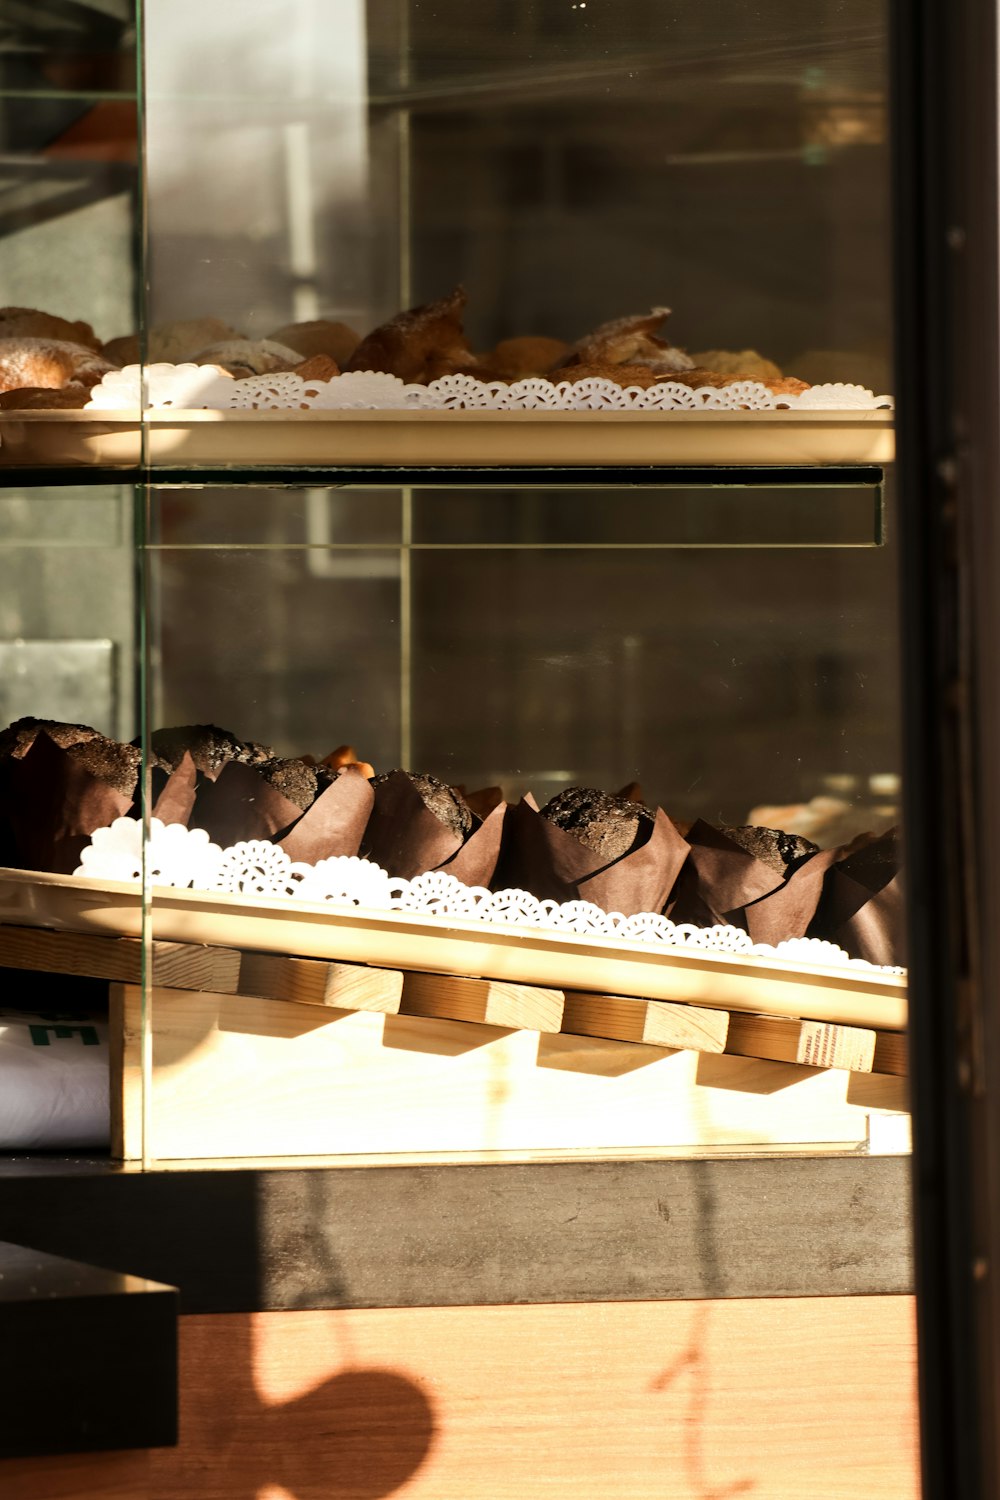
[164,1313,437,1499]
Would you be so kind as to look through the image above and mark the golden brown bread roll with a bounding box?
[0,307,101,351]
[484,335,573,379]
[101,317,244,368]
[0,383,92,410]
[267,319,361,366]
[0,338,114,394]
[290,354,341,383]
[344,288,483,384]
[99,334,140,366]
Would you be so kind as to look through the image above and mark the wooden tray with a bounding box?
[0,866,907,1031]
[0,408,894,469]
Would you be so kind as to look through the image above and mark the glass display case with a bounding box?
[0,0,908,1169]
[0,4,930,1495]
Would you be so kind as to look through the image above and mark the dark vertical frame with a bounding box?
[893,0,1000,1494]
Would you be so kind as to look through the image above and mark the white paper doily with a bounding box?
[73,817,904,976]
[85,364,895,414]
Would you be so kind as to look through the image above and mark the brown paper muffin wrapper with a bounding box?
[360,771,465,880]
[807,829,905,966]
[151,751,198,827]
[435,801,507,887]
[666,820,792,930]
[189,760,304,848]
[1,730,137,875]
[279,768,374,864]
[741,846,842,945]
[493,797,688,916]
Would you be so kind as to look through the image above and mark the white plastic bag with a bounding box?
[0,1009,109,1148]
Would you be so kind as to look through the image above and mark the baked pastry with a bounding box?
[190,339,303,377]
[0,307,100,351]
[719,824,818,874]
[254,757,321,811]
[0,717,102,760]
[566,308,695,375]
[321,744,375,779]
[101,317,244,368]
[485,335,572,380]
[267,319,361,366]
[0,719,139,797]
[690,349,783,381]
[0,338,113,394]
[676,367,810,397]
[148,724,274,779]
[291,354,341,383]
[0,383,91,410]
[553,361,667,389]
[540,786,654,861]
[370,769,472,839]
[344,288,482,383]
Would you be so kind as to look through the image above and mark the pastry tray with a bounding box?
[0,408,895,469]
[0,866,907,1031]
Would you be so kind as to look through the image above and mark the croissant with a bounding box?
[344,287,484,383]
[566,307,695,375]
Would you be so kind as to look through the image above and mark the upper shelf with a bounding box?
[0,408,895,472]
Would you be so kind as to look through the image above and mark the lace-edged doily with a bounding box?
[85,364,895,414]
[73,817,904,976]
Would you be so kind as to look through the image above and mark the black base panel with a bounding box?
[0,1154,913,1315]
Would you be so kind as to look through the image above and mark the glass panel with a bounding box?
[0,482,139,1157]
[0,4,138,354]
[0,483,135,735]
[127,0,890,469]
[140,479,904,1168]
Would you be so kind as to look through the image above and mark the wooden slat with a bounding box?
[238,951,403,1013]
[872,1030,909,1076]
[726,1013,877,1073]
[400,971,564,1032]
[561,989,729,1052]
[149,941,240,993]
[109,984,143,1163]
[798,1018,877,1071]
[847,1071,910,1115]
[0,922,240,993]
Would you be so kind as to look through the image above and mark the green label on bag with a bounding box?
[28,1024,100,1047]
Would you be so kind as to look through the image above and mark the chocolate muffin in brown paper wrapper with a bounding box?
[0,726,140,874]
[279,766,374,863]
[807,828,905,966]
[360,769,505,885]
[188,758,310,848]
[666,819,822,936]
[493,792,688,916]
